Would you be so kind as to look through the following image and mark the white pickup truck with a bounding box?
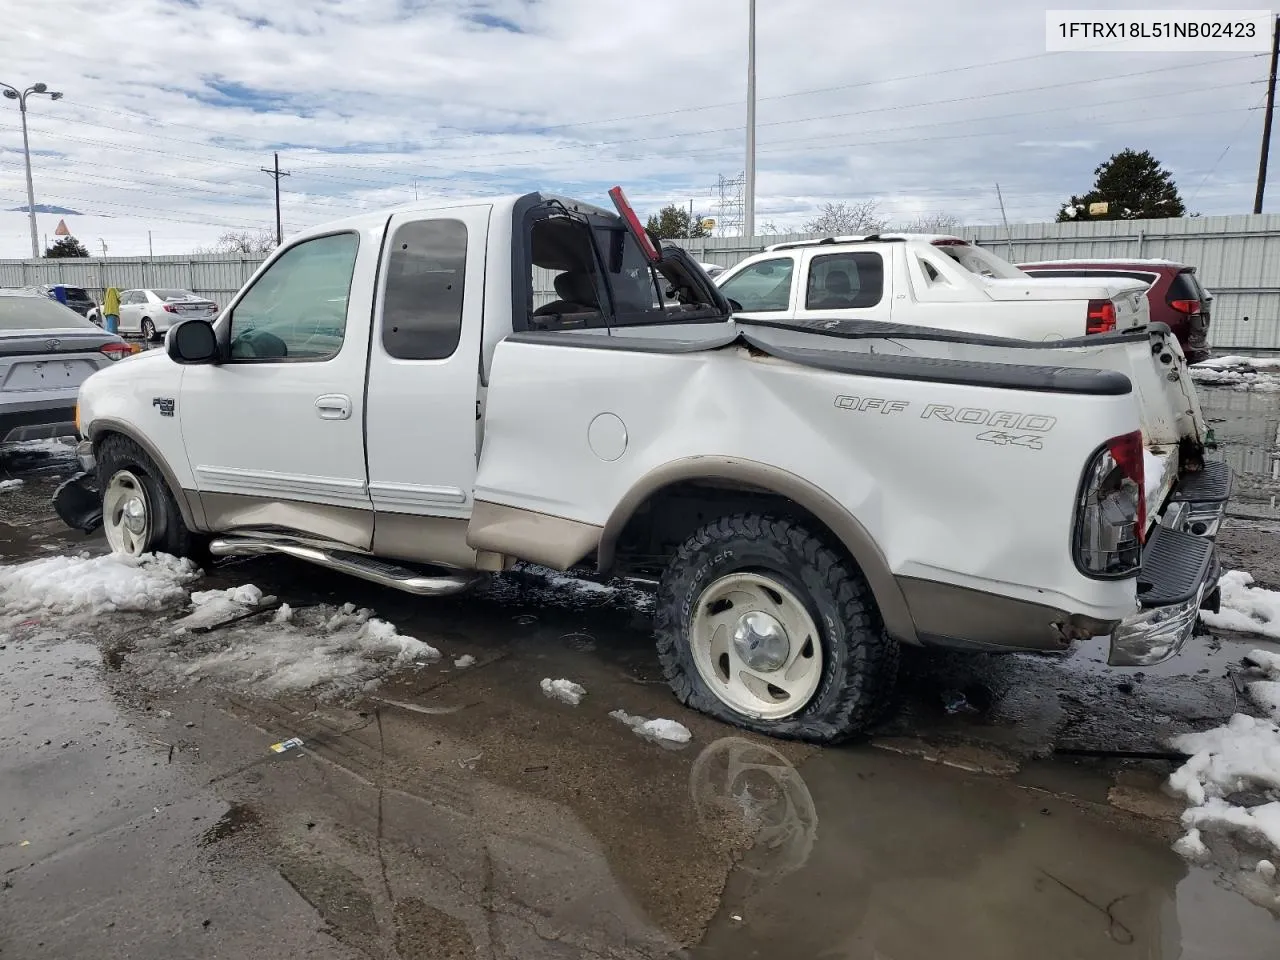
[54,189,1230,743]
[714,235,1150,340]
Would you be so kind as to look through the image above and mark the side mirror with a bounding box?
[167,319,219,365]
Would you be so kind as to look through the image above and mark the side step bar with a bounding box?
[209,538,481,597]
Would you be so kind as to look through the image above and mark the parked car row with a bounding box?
[26,284,220,342]
[704,238,1212,365]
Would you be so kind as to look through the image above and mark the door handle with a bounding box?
[315,394,352,420]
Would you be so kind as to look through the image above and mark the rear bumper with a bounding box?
[1108,461,1232,667]
[0,402,77,444]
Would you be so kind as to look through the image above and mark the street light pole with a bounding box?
[1,81,63,258]
[744,0,756,239]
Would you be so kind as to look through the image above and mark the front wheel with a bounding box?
[654,514,897,743]
[97,434,207,561]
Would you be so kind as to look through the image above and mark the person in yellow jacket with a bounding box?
[103,287,120,335]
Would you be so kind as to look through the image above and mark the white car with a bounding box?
[714,235,1150,340]
[56,188,1227,743]
[106,289,219,342]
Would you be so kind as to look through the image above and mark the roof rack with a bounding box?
[766,236,910,252]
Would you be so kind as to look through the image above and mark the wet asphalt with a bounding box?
[3,384,1280,959]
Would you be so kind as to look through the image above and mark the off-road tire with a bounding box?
[96,433,207,561]
[654,513,898,743]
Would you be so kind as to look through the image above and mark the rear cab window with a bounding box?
[382,219,468,359]
[519,201,726,331]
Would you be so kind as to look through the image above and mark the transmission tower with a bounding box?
[714,172,746,237]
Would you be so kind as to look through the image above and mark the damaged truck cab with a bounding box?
[56,188,1230,743]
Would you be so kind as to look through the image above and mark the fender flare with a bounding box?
[596,456,918,644]
[86,418,208,532]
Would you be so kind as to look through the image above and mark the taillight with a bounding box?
[163,303,178,313]
[1086,299,1117,335]
[100,342,137,361]
[1169,299,1200,315]
[1074,430,1146,578]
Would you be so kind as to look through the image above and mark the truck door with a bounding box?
[792,248,893,324]
[177,229,376,548]
[364,205,492,567]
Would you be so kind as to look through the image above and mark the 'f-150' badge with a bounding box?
[152,397,175,417]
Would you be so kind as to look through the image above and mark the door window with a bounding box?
[805,252,884,310]
[228,232,359,361]
[718,258,794,312]
[382,219,467,360]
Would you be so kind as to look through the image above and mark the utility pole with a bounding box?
[147,231,153,258]
[995,183,1014,260]
[744,0,756,239]
[98,238,107,257]
[1,82,62,258]
[261,152,291,245]
[1255,15,1280,213]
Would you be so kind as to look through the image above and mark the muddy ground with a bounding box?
[3,391,1280,959]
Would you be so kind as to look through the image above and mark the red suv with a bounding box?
[1017,259,1211,364]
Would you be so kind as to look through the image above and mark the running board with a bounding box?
[208,538,480,597]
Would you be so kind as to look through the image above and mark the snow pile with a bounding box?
[540,678,586,706]
[1191,356,1280,391]
[0,552,201,617]
[1201,571,1280,641]
[610,709,693,744]
[0,479,23,492]
[1169,646,1280,905]
[454,654,476,668]
[152,599,442,697]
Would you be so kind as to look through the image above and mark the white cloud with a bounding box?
[0,0,1268,256]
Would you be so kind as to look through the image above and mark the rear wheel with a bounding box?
[97,434,206,561]
[141,318,157,341]
[654,514,898,743]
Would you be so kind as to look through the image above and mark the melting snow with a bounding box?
[540,678,586,706]
[0,552,200,618]
[0,479,23,492]
[1191,357,1280,391]
[1169,637,1280,903]
[158,598,442,697]
[454,654,476,668]
[1201,571,1280,641]
[609,709,693,744]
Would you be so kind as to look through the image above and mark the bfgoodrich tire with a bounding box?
[654,513,897,744]
[96,433,207,561]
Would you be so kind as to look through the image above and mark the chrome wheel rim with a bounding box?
[689,572,823,720]
[103,470,152,556]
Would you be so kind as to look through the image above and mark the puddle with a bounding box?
[694,744,1279,959]
[1199,386,1280,515]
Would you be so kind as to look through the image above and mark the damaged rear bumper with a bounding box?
[1108,461,1232,667]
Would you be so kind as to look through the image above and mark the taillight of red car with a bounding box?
[1169,298,1201,315]
[1086,299,1117,335]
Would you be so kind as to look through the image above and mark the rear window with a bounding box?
[937,244,1026,279]
[63,287,92,302]
[0,296,97,330]
[1169,270,1209,302]
[153,289,198,300]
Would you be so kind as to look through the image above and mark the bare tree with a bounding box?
[802,200,886,235]
[897,212,962,234]
[196,228,277,255]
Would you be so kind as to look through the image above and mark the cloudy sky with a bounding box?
[0,0,1270,256]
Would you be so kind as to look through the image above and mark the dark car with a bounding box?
[1016,259,1212,364]
[31,284,99,320]
[0,288,137,443]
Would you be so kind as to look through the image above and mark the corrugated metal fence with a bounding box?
[7,213,1280,350]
